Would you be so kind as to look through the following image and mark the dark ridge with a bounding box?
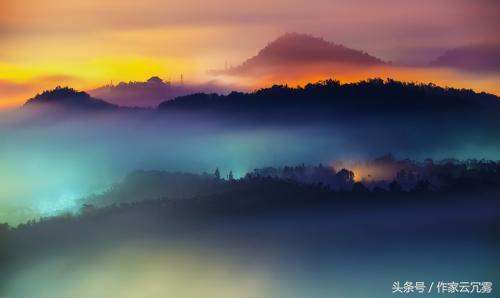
[24,86,117,110]
[4,158,500,235]
[77,158,500,211]
[159,78,500,123]
[1,159,499,270]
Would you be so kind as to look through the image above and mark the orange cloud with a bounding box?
[1,0,499,108]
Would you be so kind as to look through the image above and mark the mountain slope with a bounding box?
[430,44,500,72]
[24,86,117,111]
[159,78,500,124]
[88,77,229,108]
[224,33,385,75]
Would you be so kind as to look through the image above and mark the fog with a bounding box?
[2,242,271,298]
[1,108,499,224]
[2,194,498,298]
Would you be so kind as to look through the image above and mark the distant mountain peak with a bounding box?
[224,33,385,75]
[430,43,500,73]
[24,86,117,110]
[88,77,229,108]
[259,33,349,57]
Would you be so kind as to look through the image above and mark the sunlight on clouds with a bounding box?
[230,64,500,96]
[0,56,198,107]
[0,0,499,108]
[0,23,232,107]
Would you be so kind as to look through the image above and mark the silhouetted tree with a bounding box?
[352,182,369,193]
[336,168,355,187]
[389,180,403,193]
[228,170,234,181]
[214,168,221,180]
[412,180,430,192]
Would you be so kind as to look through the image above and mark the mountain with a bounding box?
[24,86,117,111]
[89,77,178,108]
[84,170,231,207]
[223,33,385,75]
[430,44,500,72]
[74,158,500,211]
[159,78,500,124]
[89,77,230,108]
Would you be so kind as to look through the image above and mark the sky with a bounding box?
[1,0,499,108]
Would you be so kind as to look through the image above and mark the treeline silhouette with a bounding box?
[81,157,500,211]
[1,157,498,234]
[22,79,500,129]
[24,86,117,110]
[0,175,462,237]
[159,78,500,124]
[2,167,498,241]
[2,157,498,245]
[247,156,500,193]
[1,158,499,269]
[1,157,499,236]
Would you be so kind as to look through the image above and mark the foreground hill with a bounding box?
[2,170,498,269]
[80,158,500,209]
[1,162,498,298]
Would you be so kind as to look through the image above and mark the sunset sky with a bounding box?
[1,0,499,108]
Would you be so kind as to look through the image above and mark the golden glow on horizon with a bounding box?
[2,64,500,109]
[242,64,500,97]
[333,161,400,182]
[1,0,499,108]
[0,56,201,108]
